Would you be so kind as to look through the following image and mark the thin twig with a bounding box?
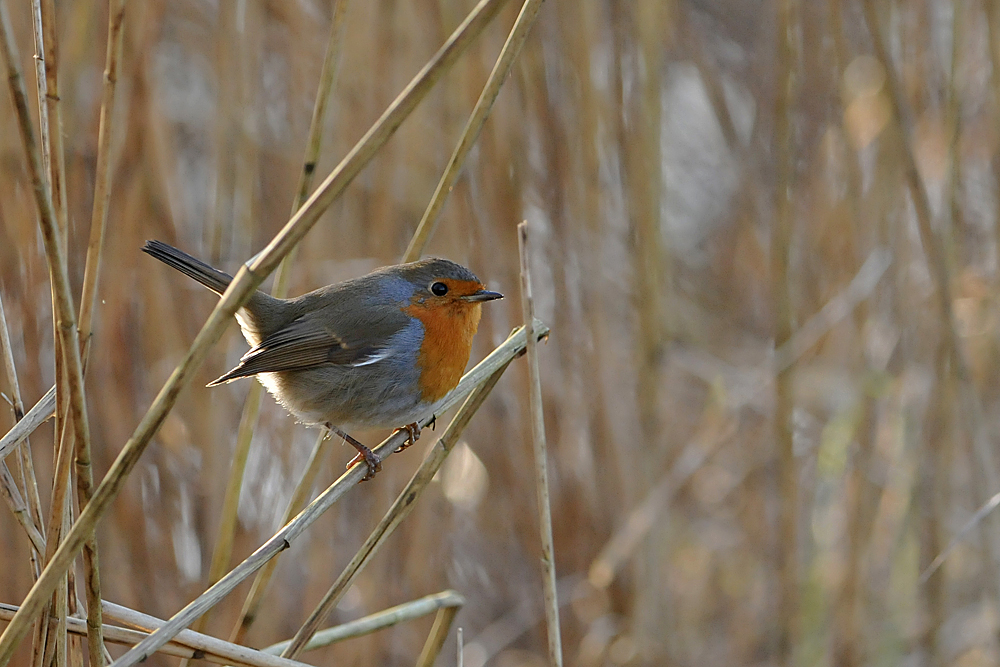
[78,0,128,351]
[28,0,49,181]
[0,464,44,553]
[37,0,68,243]
[106,322,543,667]
[773,247,892,371]
[402,0,544,262]
[0,388,55,462]
[921,488,1000,584]
[516,221,562,666]
[0,293,45,568]
[230,431,332,644]
[100,602,314,667]
[1,603,287,667]
[0,2,512,661]
[261,590,464,655]
[280,362,514,660]
[414,606,461,667]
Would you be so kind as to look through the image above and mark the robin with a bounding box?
[142,240,503,479]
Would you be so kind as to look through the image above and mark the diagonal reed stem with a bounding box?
[280,363,511,659]
[263,590,464,656]
[107,322,542,667]
[402,0,544,263]
[0,388,55,463]
[414,605,461,667]
[229,430,332,644]
[0,293,46,569]
[0,1,512,662]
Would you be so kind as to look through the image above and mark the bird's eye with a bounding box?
[431,281,449,296]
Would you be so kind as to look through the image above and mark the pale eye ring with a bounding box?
[431,281,449,296]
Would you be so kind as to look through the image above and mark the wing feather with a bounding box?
[207,311,400,385]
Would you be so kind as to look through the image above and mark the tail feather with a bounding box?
[142,240,234,295]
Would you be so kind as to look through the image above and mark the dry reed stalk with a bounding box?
[921,488,1000,582]
[516,221,562,667]
[920,330,951,660]
[0,388,55,461]
[36,0,68,245]
[229,432,332,644]
[1,602,286,667]
[65,0,116,640]
[829,5,877,664]
[0,3,107,664]
[27,0,48,179]
[33,17,79,659]
[104,323,543,667]
[913,2,966,658]
[631,0,667,434]
[15,3,69,664]
[772,249,892,370]
[205,1,351,640]
[632,5,671,646]
[862,0,1000,608]
[279,361,513,660]
[0,293,45,571]
[772,0,798,662]
[0,1,511,660]
[3,607,174,663]
[946,0,965,241]
[207,0,239,257]
[414,605,461,667]
[402,0,544,263]
[261,590,464,656]
[98,602,314,667]
[0,464,45,553]
[77,0,128,352]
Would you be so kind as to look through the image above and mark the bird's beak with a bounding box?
[462,289,504,303]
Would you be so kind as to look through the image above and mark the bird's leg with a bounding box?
[326,423,381,481]
[392,422,422,453]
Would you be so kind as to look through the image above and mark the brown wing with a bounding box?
[207,313,391,386]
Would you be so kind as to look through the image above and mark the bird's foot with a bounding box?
[393,422,422,453]
[345,447,382,481]
[327,423,382,481]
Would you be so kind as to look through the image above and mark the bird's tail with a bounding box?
[142,240,234,296]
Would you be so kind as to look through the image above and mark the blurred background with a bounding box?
[3,0,1000,665]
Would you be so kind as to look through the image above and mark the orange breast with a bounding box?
[403,300,483,403]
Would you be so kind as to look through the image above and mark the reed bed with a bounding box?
[3,1,1000,666]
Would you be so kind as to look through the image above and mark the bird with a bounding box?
[142,240,502,480]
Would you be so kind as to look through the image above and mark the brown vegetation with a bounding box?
[3,0,1000,665]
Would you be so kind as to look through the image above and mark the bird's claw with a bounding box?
[393,422,421,453]
[346,447,382,482]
